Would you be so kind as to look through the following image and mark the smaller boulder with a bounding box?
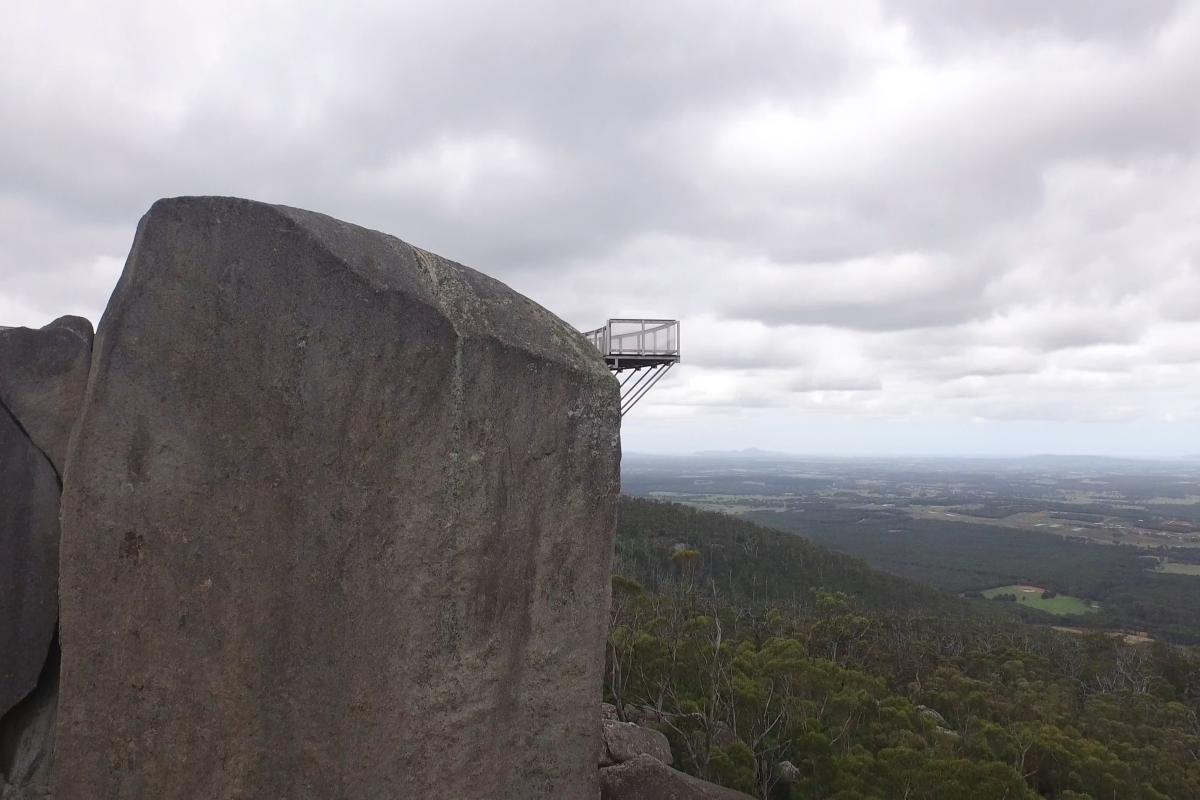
[624,706,662,728]
[774,761,800,784]
[916,704,950,728]
[601,702,619,721]
[0,410,60,718]
[0,644,58,799]
[601,719,673,767]
[600,755,756,800]
[916,705,960,737]
[0,316,94,476]
[770,761,801,798]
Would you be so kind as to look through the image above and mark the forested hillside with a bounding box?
[614,496,956,614]
[608,497,1200,800]
[750,509,1200,644]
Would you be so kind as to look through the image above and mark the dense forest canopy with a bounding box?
[751,509,1200,645]
[608,497,1200,800]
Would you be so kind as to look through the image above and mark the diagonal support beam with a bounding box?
[621,362,673,417]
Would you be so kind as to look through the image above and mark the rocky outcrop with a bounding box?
[770,761,800,800]
[600,754,756,800]
[0,408,59,722]
[916,704,949,727]
[917,704,959,738]
[0,317,94,476]
[54,197,620,799]
[601,718,673,767]
[596,708,756,799]
[0,318,93,799]
[0,642,59,800]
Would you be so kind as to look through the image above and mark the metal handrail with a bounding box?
[582,318,680,416]
[583,319,679,358]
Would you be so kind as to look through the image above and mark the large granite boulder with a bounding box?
[0,409,59,720]
[0,317,94,476]
[54,197,620,799]
[599,755,756,800]
[0,643,59,800]
[0,318,93,799]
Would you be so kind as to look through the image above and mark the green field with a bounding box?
[1154,561,1200,576]
[981,584,1099,615]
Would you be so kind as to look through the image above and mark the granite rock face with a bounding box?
[0,642,59,800]
[0,408,59,721]
[599,755,756,800]
[0,318,91,799]
[54,197,620,799]
[0,317,94,476]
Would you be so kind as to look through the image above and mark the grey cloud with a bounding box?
[884,0,1183,48]
[1017,313,1145,352]
[3,0,1199,449]
[727,294,988,332]
[0,0,865,288]
[788,374,882,392]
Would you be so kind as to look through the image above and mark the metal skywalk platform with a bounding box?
[583,319,679,416]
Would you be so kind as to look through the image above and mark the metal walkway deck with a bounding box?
[582,319,679,416]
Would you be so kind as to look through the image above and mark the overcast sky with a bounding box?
[4,1,1199,457]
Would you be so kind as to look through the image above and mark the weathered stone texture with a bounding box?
[600,719,673,767]
[599,754,756,800]
[0,317,94,476]
[0,643,59,800]
[0,409,59,721]
[0,317,91,799]
[54,197,620,799]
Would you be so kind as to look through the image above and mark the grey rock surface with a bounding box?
[0,317,94,476]
[773,760,800,784]
[0,408,59,721]
[767,761,801,800]
[599,754,756,800]
[916,704,950,727]
[0,642,59,799]
[1,779,50,800]
[54,197,620,800]
[601,719,673,767]
[0,319,89,798]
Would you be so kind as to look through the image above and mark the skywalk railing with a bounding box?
[583,319,679,361]
[582,319,680,416]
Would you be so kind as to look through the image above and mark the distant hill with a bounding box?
[614,495,958,614]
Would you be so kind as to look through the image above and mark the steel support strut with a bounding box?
[582,318,680,416]
[621,363,673,417]
[619,367,657,412]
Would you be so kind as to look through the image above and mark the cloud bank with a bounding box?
[3,0,1198,455]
